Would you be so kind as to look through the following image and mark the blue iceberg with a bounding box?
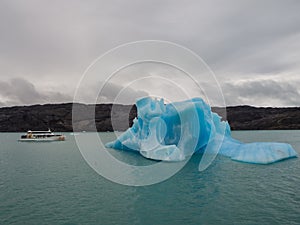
[106,97,297,165]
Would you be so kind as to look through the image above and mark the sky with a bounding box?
[0,0,299,107]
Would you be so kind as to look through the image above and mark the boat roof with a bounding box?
[27,130,52,133]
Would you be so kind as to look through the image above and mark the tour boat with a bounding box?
[19,129,66,142]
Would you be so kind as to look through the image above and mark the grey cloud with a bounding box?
[96,82,149,104]
[0,78,72,106]
[223,78,300,106]
[10,78,44,104]
[0,78,149,106]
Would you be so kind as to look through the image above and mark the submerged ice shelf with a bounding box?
[106,97,297,164]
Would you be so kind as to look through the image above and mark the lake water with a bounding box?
[0,131,299,225]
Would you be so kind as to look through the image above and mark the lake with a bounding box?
[0,131,299,225]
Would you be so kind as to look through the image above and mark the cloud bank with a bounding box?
[0,0,299,106]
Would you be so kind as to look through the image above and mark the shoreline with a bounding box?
[0,103,299,132]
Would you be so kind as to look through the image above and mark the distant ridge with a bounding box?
[0,103,299,132]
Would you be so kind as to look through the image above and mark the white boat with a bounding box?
[19,129,66,142]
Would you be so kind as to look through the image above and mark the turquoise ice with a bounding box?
[105,97,297,164]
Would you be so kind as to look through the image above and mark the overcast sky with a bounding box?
[0,0,299,107]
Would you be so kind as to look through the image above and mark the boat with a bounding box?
[19,129,66,142]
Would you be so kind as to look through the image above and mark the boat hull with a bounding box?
[18,136,66,142]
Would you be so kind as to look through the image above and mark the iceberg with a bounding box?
[105,97,297,165]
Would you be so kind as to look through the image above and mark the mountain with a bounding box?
[0,103,299,132]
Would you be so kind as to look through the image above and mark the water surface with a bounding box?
[0,131,299,225]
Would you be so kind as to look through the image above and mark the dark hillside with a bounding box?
[0,103,299,132]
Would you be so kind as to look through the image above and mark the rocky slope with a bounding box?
[0,103,299,132]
